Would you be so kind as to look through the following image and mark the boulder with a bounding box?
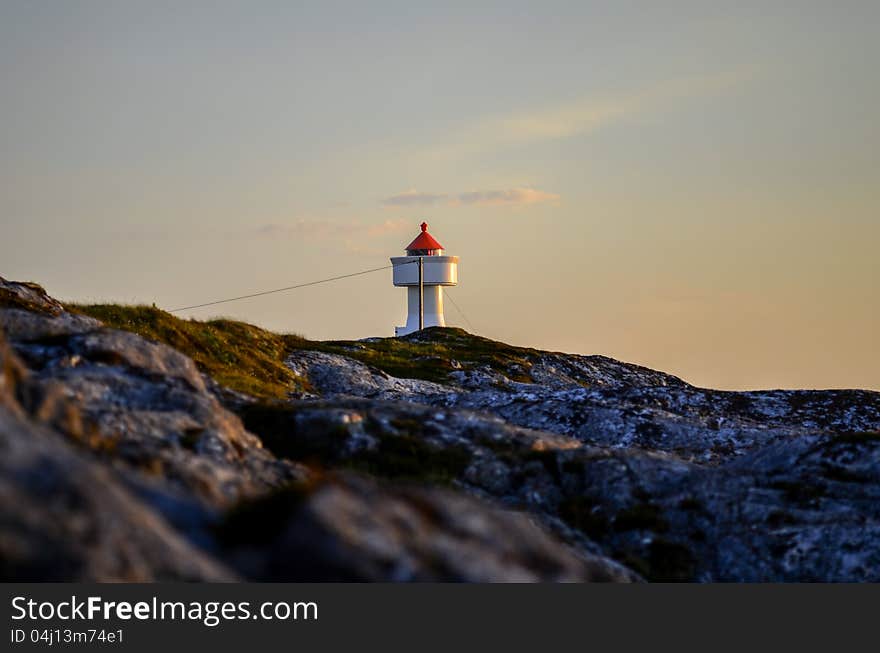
[220,473,638,582]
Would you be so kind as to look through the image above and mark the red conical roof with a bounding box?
[405,221,443,251]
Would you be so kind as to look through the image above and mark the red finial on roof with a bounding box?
[406,222,443,252]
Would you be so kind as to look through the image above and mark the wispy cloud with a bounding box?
[381,190,450,207]
[455,188,560,207]
[381,187,559,209]
[421,68,755,160]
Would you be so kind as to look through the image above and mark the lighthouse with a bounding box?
[391,222,459,336]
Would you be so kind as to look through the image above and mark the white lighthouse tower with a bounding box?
[391,222,458,336]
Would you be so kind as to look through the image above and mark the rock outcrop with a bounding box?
[288,347,880,463]
[0,276,630,582]
[282,324,880,581]
[2,275,879,581]
[0,332,235,581]
[220,473,636,582]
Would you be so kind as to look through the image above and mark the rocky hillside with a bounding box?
[2,276,879,581]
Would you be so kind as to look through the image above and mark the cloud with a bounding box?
[495,99,631,144]
[382,187,560,209]
[419,68,755,160]
[455,188,560,207]
[381,190,449,207]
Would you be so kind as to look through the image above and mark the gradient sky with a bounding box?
[2,1,878,391]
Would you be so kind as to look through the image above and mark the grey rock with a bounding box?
[0,337,236,581]
[0,277,65,316]
[287,350,451,400]
[282,337,880,581]
[70,329,208,392]
[289,341,880,464]
[3,277,880,582]
[0,307,101,342]
[1,280,629,582]
[222,473,638,582]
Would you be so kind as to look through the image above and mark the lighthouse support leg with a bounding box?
[418,256,424,331]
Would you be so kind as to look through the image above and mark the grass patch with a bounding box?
[293,327,539,384]
[68,305,543,397]
[68,304,307,399]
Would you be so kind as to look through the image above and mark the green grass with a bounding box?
[68,304,543,399]
[297,327,540,384]
[68,304,308,399]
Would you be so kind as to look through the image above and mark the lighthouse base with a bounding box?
[394,285,446,336]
